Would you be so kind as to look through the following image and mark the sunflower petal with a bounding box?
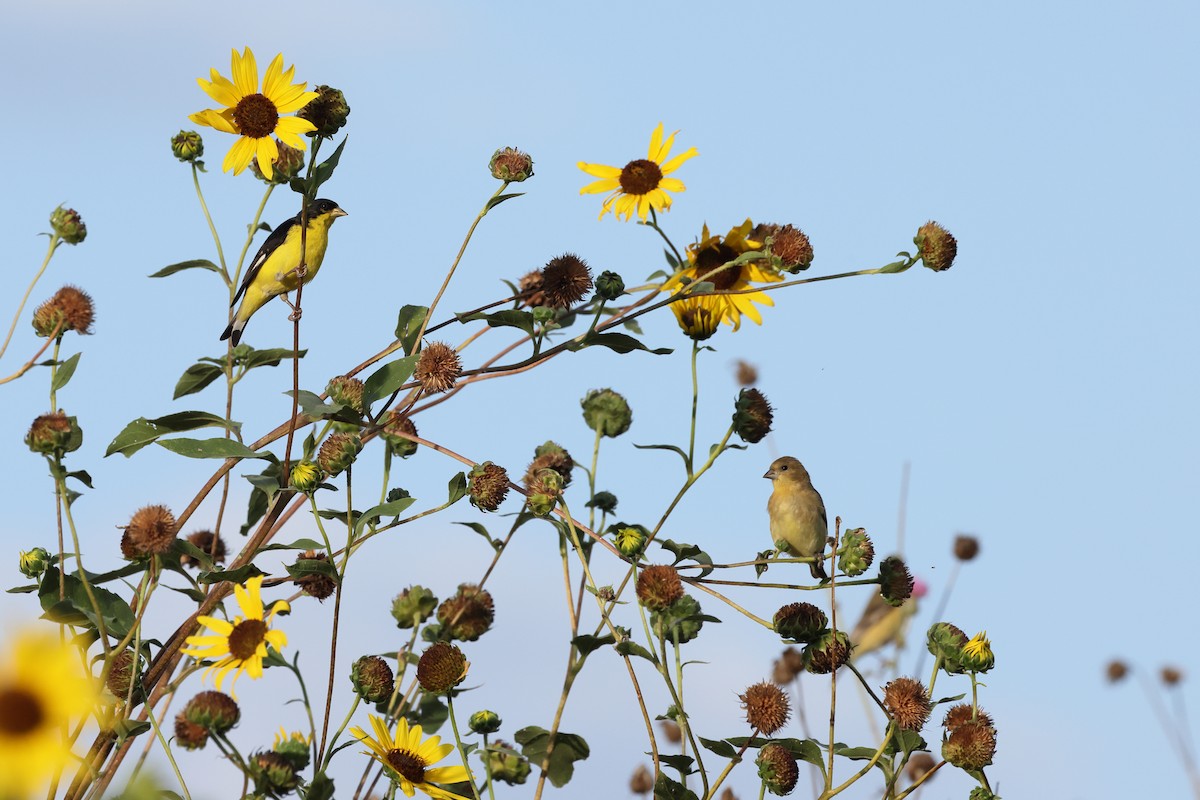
[231,47,258,96]
[660,147,698,175]
[647,122,664,160]
[579,177,621,195]
[578,161,622,179]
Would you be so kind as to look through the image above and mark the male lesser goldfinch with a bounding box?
[220,198,348,345]
[764,456,829,580]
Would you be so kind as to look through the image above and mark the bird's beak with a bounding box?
[763,468,775,480]
[331,207,348,218]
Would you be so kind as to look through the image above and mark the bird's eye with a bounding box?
[780,464,788,471]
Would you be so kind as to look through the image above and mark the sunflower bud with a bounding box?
[487,741,531,785]
[50,206,86,245]
[25,412,79,456]
[414,341,461,394]
[417,642,469,694]
[968,789,997,800]
[252,751,298,793]
[18,547,51,578]
[733,388,773,444]
[883,677,932,730]
[489,147,534,182]
[636,565,684,611]
[351,655,395,703]
[250,140,305,184]
[33,286,94,337]
[587,491,618,515]
[961,631,995,673]
[926,622,969,675]
[292,550,337,601]
[756,742,799,796]
[437,584,494,641]
[595,270,625,301]
[469,709,502,734]
[740,681,790,735]
[297,85,350,137]
[469,462,510,512]
[171,130,204,163]
[540,254,592,308]
[838,528,875,577]
[289,460,323,493]
[804,629,851,674]
[105,650,144,704]
[326,375,366,415]
[273,730,311,771]
[650,594,706,644]
[613,525,648,558]
[181,690,240,735]
[392,585,438,629]
[916,221,957,272]
[879,556,915,606]
[671,296,720,341]
[317,432,362,477]
[122,505,177,558]
[773,602,827,643]
[582,388,632,438]
[381,411,419,457]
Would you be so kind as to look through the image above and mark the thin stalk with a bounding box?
[445,695,482,800]
[0,234,60,361]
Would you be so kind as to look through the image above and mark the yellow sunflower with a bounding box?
[0,629,99,799]
[182,575,289,698]
[578,122,698,222]
[350,714,470,800]
[664,219,782,330]
[189,47,318,179]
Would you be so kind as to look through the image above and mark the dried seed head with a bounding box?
[250,139,305,184]
[916,221,957,272]
[740,681,790,735]
[752,222,813,273]
[733,388,773,444]
[629,764,653,795]
[437,584,495,641]
[381,411,419,457]
[106,650,143,703]
[181,530,227,569]
[416,642,469,693]
[252,750,299,793]
[181,690,240,734]
[953,534,980,561]
[660,719,682,744]
[124,505,177,558]
[350,655,395,703]
[905,752,937,783]
[292,550,337,601]
[1105,660,1129,683]
[540,253,592,308]
[1162,666,1184,686]
[326,375,366,415]
[941,718,997,771]
[489,147,534,182]
[879,556,915,606]
[518,269,546,307]
[942,703,993,732]
[523,441,574,488]
[734,360,758,387]
[773,602,828,643]
[804,630,852,675]
[636,565,684,611]
[883,677,932,730]
[469,462,510,512]
[174,715,209,750]
[414,342,461,394]
[756,742,799,796]
[317,432,362,477]
[50,206,87,244]
[25,412,76,455]
[33,286,94,336]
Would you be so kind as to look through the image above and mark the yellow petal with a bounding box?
[661,147,698,175]
[274,116,316,149]
[273,86,318,113]
[262,53,286,99]
[579,176,620,195]
[224,136,256,175]
[577,161,622,179]
[198,74,241,109]
[647,122,664,160]
[231,47,258,96]
[240,576,266,619]
[658,177,685,193]
[194,615,233,635]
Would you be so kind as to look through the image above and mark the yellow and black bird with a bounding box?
[764,456,829,580]
[221,198,348,345]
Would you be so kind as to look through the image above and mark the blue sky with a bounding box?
[3,2,1198,798]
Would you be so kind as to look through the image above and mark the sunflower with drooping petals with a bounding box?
[351,714,471,799]
[578,123,698,222]
[189,47,318,179]
[664,219,783,330]
[182,575,289,698]
[0,629,99,799]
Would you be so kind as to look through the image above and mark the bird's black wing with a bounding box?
[231,212,302,307]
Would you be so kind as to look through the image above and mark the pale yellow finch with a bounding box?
[764,456,829,580]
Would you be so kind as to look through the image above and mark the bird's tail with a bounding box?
[220,319,245,346]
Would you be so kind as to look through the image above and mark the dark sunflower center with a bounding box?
[232,93,280,139]
[619,159,663,195]
[695,243,742,290]
[386,748,427,783]
[0,687,45,735]
[228,618,267,660]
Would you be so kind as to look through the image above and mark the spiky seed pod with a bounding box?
[25,411,79,455]
[879,556,915,606]
[350,655,395,703]
[581,388,633,438]
[942,718,997,771]
[105,650,143,703]
[326,375,366,415]
[381,411,419,457]
[518,269,546,307]
[773,646,806,685]
[181,690,240,734]
[297,85,350,137]
[804,630,852,675]
[414,341,461,394]
[540,253,592,308]
[317,432,362,477]
[50,206,86,244]
[942,703,994,732]
[636,565,684,611]
[916,221,957,272]
[392,585,438,629]
[523,441,574,487]
[773,602,828,643]
[181,530,227,569]
[250,139,305,184]
[292,550,337,601]
[838,528,875,577]
[756,742,799,795]
[33,286,94,337]
[416,642,469,693]
[124,505,177,558]
[469,462,510,512]
[489,147,534,182]
[437,584,495,641]
[740,681,790,735]
[883,677,932,730]
[732,388,773,443]
[252,750,298,793]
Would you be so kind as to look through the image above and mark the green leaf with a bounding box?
[652,773,698,800]
[353,495,418,537]
[660,539,715,578]
[571,633,616,657]
[755,549,774,578]
[362,354,419,407]
[614,639,656,663]
[877,259,912,274]
[514,726,589,788]
[447,472,468,505]
[66,469,93,489]
[149,259,221,278]
[51,352,80,393]
[173,362,224,399]
[198,563,265,586]
[658,754,695,777]
[290,135,348,197]
[112,718,152,744]
[105,412,241,457]
[157,437,272,460]
[632,442,689,465]
[406,692,448,733]
[242,347,306,370]
[486,192,525,210]
[285,389,353,422]
[454,522,502,551]
[887,729,929,755]
[566,331,671,355]
[261,537,326,552]
[394,305,429,355]
[459,309,536,337]
[38,568,135,639]
[699,737,739,759]
[286,555,341,585]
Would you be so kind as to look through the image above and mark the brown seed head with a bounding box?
[414,342,461,394]
[752,223,813,272]
[733,388,773,444]
[437,584,495,641]
[1105,660,1129,683]
[883,677,932,730]
[174,715,209,750]
[105,650,141,700]
[540,253,592,308]
[351,655,395,703]
[326,375,366,415]
[317,432,362,477]
[469,462,510,512]
[756,742,799,796]
[181,530,227,569]
[489,147,534,182]
[740,681,790,735]
[636,565,684,611]
[416,642,469,694]
[381,411,419,457]
[942,719,997,771]
[297,85,350,137]
[917,221,958,272]
[182,690,240,734]
[773,602,828,643]
[629,764,653,795]
[953,535,980,561]
[518,269,546,307]
[25,412,74,455]
[1162,666,1184,686]
[942,703,993,732]
[879,556,915,606]
[124,505,177,558]
[523,441,574,488]
[734,360,758,387]
[905,752,937,783]
[805,630,852,675]
[43,286,94,335]
[292,550,336,601]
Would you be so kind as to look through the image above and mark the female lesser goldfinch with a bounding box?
[220,199,348,345]
[849,577,927,661]
[764,456,829,580]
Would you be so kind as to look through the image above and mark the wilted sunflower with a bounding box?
[663,219,782,330]
[351,714,471,799]
[578,123,698,222]
[182,575,289,697]
[189,47,318,179]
